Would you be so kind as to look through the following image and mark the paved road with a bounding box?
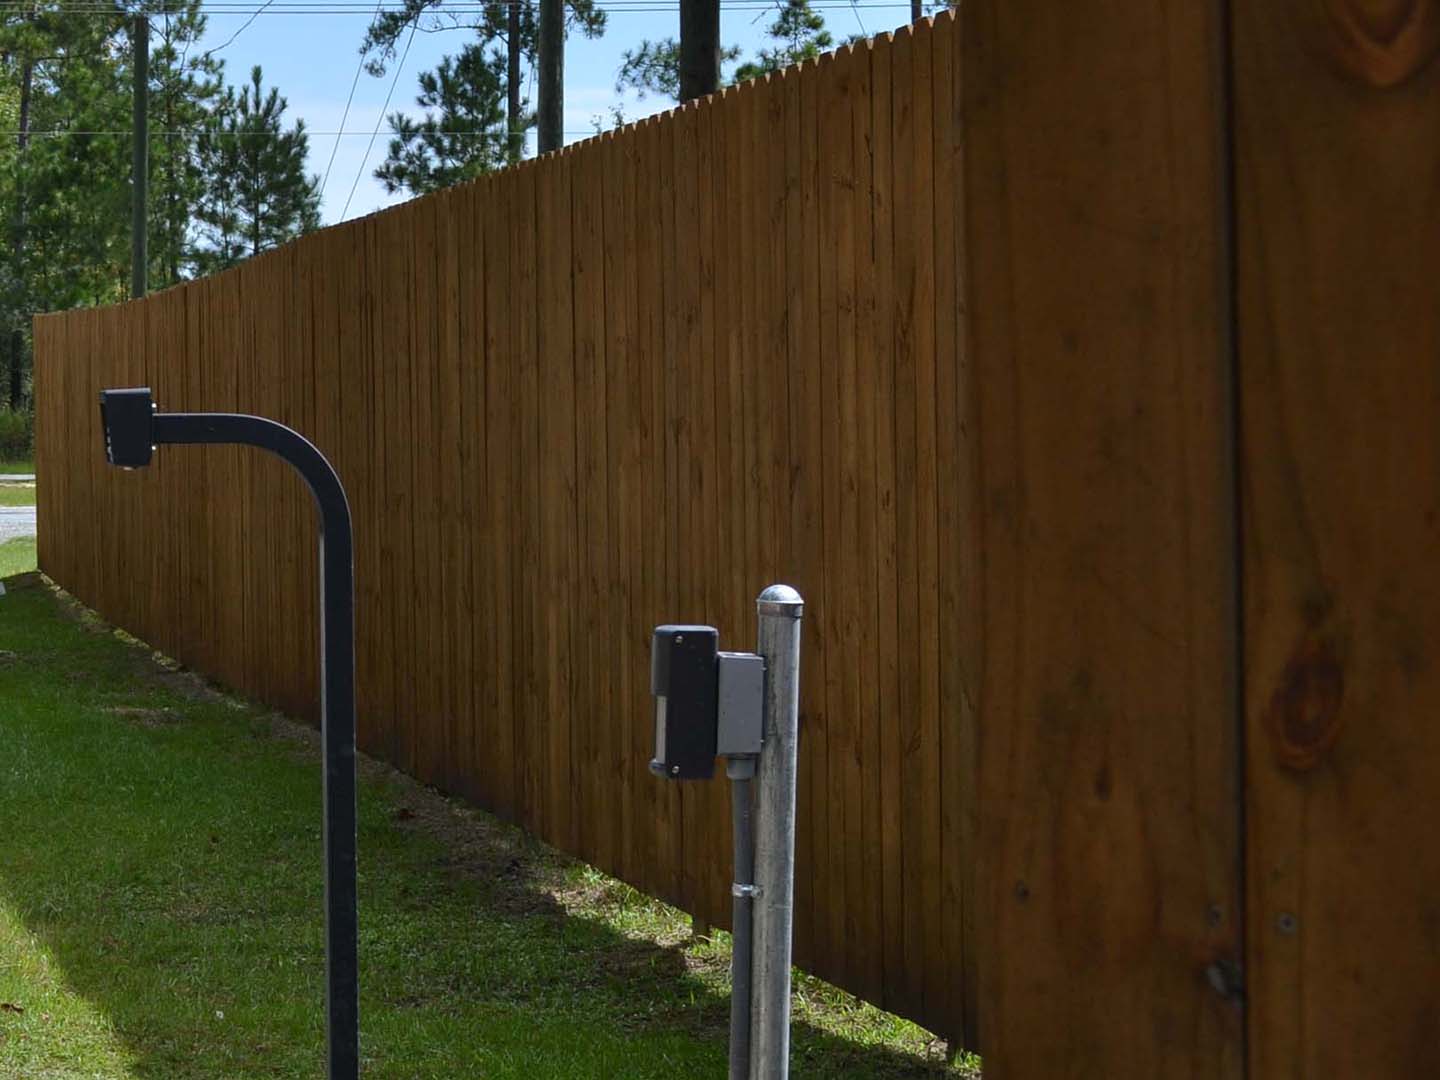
[0,507,36,543]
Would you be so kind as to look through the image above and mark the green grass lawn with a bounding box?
[0,459,32,475]
[0,538,34,578]
[0,485,35,508]
[0,573,976,1079]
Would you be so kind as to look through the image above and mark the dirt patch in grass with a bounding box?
[263,706,564,921]
[101,705,181,728]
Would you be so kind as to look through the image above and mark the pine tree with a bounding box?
[0,3,132,405]
[148,0,222,287]
[193,65,320,273]
[613,38,740,102]
[733,0,834,81]
[615,0,828,101]
[361,0,606,167]
[374,43,510,197]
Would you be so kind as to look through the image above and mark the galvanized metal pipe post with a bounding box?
[750,584,803,1080]
[727,762,757,1080]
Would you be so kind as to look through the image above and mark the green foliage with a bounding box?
[613,38,743,101]
[375,43,511,197]
[0,405,30,459]
[193,66,321,273]
[615,0,833,103]
[0,3,133,352]
[362,0,607,77]
[734,0,835,82]
[148,0,224,287]
[361,0,607,170]
[0,8,309,404]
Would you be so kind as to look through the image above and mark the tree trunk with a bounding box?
[537,0,562,154]
[678,0,720,101]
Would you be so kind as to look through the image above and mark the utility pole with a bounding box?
[9,58,32,407]
[537,0,562,154]
[911,0,922,23]
[131,12,149,300]
[678,0,720,102]
[507,0,523,163]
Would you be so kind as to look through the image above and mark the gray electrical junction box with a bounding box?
[716,652,765,758]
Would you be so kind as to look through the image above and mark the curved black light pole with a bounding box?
[99,387,359,1080]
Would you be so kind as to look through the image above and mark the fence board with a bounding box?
[929,10,974,1042]
[1235,3,1440,1074]
[481,172,517,822]
[866,28,905,1019]
[962,0,1241,1074]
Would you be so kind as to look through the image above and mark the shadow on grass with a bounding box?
[0,574,968,1078]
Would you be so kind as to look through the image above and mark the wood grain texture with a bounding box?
[929,11,977,1044]
[962,0,1242,1074]
[1236,1,1440,1073]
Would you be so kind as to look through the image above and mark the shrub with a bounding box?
[0,406,32,462]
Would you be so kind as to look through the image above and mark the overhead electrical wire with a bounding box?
[339,11,417,221]
[197,0,280,56]
[320,0,386,201]
[847,0,866,35]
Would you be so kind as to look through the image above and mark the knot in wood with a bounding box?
[1267,636,1345,771]
[1320,0,1440,87]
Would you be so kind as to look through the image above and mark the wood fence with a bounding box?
[37,11,974,1048]
[34,2,1440,1074]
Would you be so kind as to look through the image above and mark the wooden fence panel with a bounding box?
[26,11,1265,1059]
[962,0,1242,1075]
[1235,3,1440,1075]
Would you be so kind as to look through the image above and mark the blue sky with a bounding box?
[189,1,911,225]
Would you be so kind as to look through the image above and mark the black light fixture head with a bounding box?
[98,386,156,469]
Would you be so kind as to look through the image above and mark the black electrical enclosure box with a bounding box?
[650,625,719,779]
[98,387,155,468]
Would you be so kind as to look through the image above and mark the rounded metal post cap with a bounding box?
[756,583,804,618]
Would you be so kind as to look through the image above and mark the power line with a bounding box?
[846,0,867,35]
[198,0,280,56]
[339,12,417,221]
[320,0,385,201]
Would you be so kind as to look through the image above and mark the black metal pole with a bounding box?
[149,413,358,1079]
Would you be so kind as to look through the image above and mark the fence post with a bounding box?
[750,584,803,1080]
